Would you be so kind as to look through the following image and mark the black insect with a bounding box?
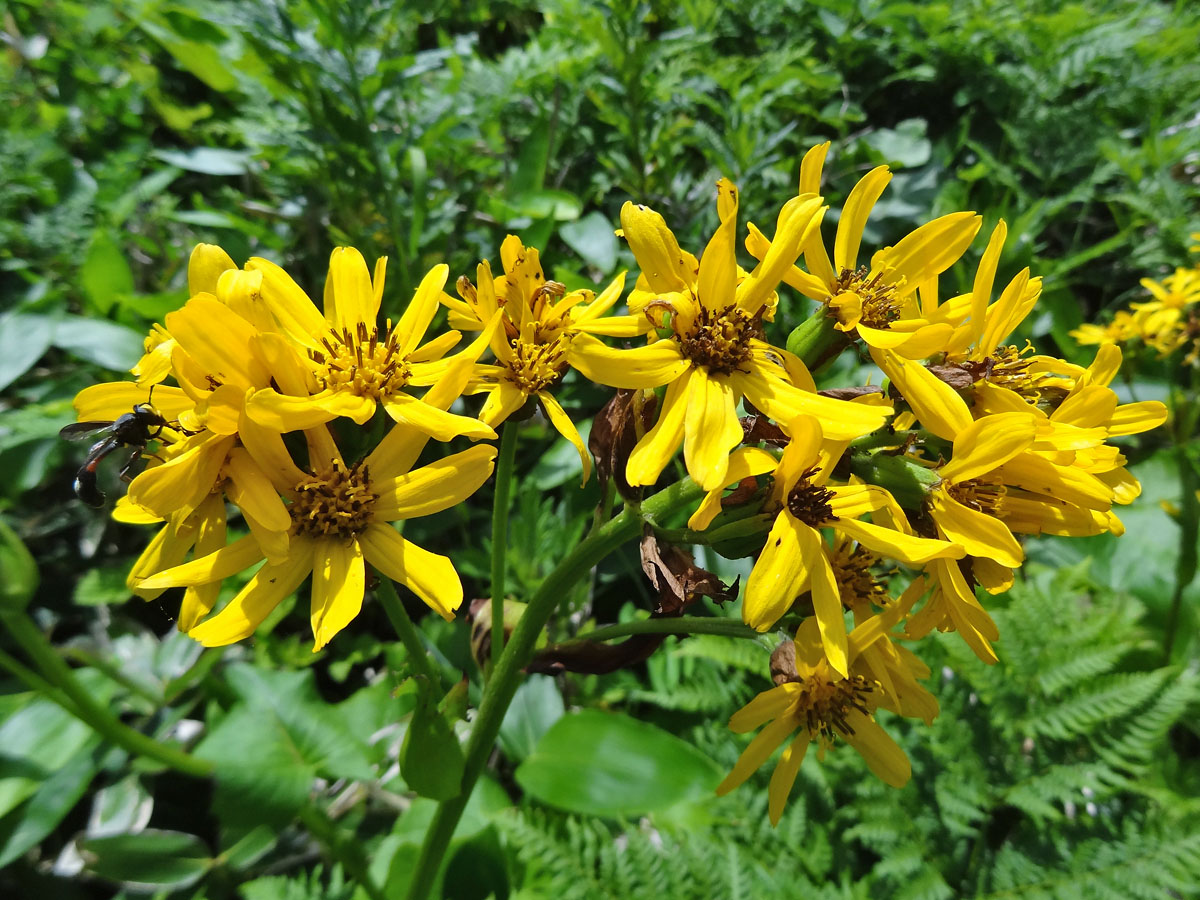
[60,403,170,506]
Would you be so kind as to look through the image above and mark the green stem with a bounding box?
[299,806,388,900]
[1164,364,1200,661]
[571,616,761,643]
[403,477,704,900]
[0,610,213,778]
[375,574,440,685]
[0,645,83,717]
[490,422,520,671]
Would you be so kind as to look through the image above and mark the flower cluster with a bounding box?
[1073,241,1200,364]
[66,141,1164,824]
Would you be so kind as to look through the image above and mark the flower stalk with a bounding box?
[490,422,521,671]
[403,477,704,900]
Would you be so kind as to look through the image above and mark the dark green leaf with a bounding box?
[80,232,134,315]
[399,676,465,801]
[499,674,564,762]
[560,212,619,274]
[0,312,55,392]
[514,710,722,816]
[80,829,212,890]
[0,742,99,868]
[53,315,145,372]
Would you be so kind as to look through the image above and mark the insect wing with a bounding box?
[59,421,115,441]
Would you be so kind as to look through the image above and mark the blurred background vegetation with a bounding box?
[2,0,1199,897]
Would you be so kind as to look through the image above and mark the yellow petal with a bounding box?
[767,732,812,826]
[977,269,1035,355]
[251,332,312,397]
[687,446,777,531]
[246,256,326,346]
[73,382,191,422]
[875,212,982,292]
[568,334,689,389]
[136,533,264,590]
[539,391,592,486]
[478,382,528,428]
[871,348,970,442]
[395,264,449,356]
[835,165,891,272]
[940,413,1036,483]
[683,373,742,491]
[188,547,313,646]
[383,391,496,441]
[128,516,192,600]
[128,432,232,518]
[743,513,812,631]
[836,518,963,564]
[187,243,237,296]
[164,295,269,389]
[247,388,375,431]
[1108,400,1168,436]
[626,370,692,487]
[619,201,695,294]
[361,523,462,620]
[994,454,1113,511]
[802,528,848,678]
[310,537,366,651]
[735,367,891,441]
[729,683,800,733]
[798,142,830,195]
[844,710,910,787]
[327,247,377,332]
[773,415,823,495]
[715,714,798,797]
[738,195,826,315]
[225,447,290,533]
[929,491,1024,567]
[238,414,307,493]
[967,221,1007,349]
[373,444,497,520]
[697,179,739,310]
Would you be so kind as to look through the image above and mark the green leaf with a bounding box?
[80,232,135,316]
[74,566,135,607]
[499,675,564,762]
[0,518,38,612]
[400,676,465,801]
[0,742,99,868]
[514,709,722,817]
[0,699,95,818]
[152,147,254,176]
[80,829,212,890]
[0,312,55,392]
[560,211,619,273]
[864,118,931,168]
[53,315,145,372]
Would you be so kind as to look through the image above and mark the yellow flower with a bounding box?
[717,415,959,676]
[134,424,496,650]
[245,248,496,442]
[717,614,930,825]
[443,236,647,483]
[570,179,892,491]
[747,143,982,356]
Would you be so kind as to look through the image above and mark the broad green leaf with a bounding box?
[80,829,212,890]
[0,699,94,818]
[498,675,564,762]
[87,774,153,839]
[514,710,722,817]
[864,118,931,168]
[53,315,145,372]
[0,742,99,868]
[0,312,55,392]
[80,232,134,316]
[399,676,465,800]
[0,518,38,611]
[561,211,620,274]
[153,147,253,176]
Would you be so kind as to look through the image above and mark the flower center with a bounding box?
[828,542,890,611]
[944,476,1005,517]
[786,466,836,526]
[504,333,570,394]
[831,266,901,329]
[793,670,876,746]
[310,321,411,399]
[678,304,754,375]
[290,459,376,539]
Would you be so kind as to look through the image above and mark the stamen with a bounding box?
[290,460,376,539]
[786,466,836,526]
[830,266,902,328]
[678,304,754,375]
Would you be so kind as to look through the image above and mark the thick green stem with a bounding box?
[375,573,440,684]
[1164,366,1200,661]
[490,423,520,671]
[0,610,213,779]
[403,478,704,900]
[571,616,762,643]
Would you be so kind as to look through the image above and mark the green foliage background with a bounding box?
[1,0,1198,897]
